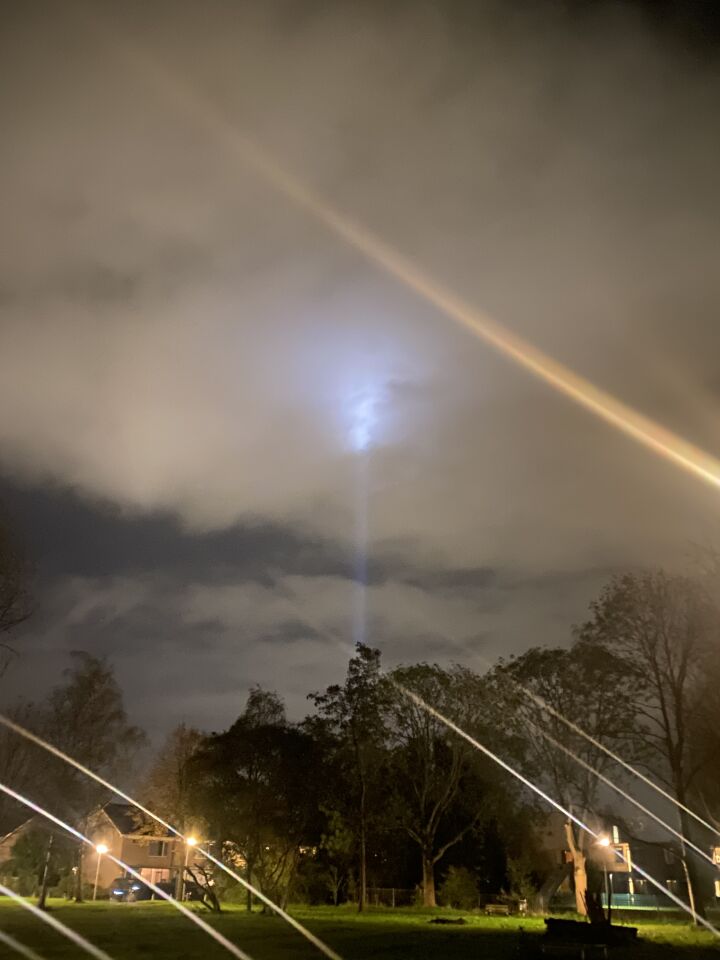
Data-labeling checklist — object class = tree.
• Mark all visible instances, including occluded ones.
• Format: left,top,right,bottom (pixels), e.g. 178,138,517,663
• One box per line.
310,643,389,911
0,516,32,675
385,663,495,907
196,687,323,910
0,701,46,834
493,643,636,915
43,652,145,901
317,807,354,905
576,571,717,918
140,723,205,896
141,723,204,833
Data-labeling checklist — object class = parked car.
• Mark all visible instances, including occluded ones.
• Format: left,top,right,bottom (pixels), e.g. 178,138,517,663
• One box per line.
108,876,174,902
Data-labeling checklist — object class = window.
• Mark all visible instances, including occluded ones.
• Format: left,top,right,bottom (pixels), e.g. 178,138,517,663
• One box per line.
663,848,675,865
715,880,720,899
148,841,168,858
712,847,720,865
666,879,678,893
140,867,170,884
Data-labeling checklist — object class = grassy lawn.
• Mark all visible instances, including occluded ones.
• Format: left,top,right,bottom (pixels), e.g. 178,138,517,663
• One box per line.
0,901,719,959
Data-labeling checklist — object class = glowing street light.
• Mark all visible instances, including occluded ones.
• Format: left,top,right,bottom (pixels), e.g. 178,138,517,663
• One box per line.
93,843,109,901
180,836,198,901
597,836,611,847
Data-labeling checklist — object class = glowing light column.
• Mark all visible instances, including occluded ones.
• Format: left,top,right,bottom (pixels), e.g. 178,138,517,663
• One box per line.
347,388,382,651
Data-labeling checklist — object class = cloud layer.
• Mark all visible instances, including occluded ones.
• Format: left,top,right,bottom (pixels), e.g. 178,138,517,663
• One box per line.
1,1,719,731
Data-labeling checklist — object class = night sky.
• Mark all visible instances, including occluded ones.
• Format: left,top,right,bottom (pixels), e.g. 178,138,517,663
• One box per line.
1,0,719,738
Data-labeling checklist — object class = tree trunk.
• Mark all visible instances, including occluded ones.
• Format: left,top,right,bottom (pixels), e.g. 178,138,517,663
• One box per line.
37,834,55,910
677,800,705,920
564,820,587,917
358,780,367,913
75,841,84,903
422,853,436,907
246,857,254,912
572,851,587,916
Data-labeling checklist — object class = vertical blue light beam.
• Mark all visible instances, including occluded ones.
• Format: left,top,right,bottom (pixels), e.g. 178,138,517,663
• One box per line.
348,388,380,648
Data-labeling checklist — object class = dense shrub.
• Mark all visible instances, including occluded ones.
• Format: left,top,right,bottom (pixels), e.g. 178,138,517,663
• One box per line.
438,866,480,909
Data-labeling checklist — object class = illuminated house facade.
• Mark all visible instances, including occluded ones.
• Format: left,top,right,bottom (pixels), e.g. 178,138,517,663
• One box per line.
0,801,202,896
85,802,201,892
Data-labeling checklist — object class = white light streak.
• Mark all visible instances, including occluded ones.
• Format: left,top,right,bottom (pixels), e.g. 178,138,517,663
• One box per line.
0,928,48,960
0,785,255,960
0,883,113,960
0,715,343,960
393,682,720,937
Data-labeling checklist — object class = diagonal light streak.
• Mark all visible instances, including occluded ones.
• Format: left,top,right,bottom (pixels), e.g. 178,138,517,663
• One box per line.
0,784,255,960
451,639,720,842
0,883,113,960
0,927,49,960
502,668,720,839
393,682,720,936
91,11,720,494
0,715,343,960
538,725,716,866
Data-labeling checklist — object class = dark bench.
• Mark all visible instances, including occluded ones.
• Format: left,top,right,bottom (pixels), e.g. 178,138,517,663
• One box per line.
485,902,511,916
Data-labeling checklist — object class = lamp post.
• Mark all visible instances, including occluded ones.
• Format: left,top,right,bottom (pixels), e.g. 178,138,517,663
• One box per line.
181,836,197,901
596,836,612,924
93,844,109,901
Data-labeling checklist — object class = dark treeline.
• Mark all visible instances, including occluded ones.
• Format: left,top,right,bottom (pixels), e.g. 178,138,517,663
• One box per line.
3,567,720,915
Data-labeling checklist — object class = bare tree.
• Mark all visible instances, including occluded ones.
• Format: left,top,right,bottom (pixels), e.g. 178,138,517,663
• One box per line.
577,570,717,919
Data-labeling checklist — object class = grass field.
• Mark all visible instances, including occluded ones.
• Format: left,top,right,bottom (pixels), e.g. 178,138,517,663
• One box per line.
1,901,719,959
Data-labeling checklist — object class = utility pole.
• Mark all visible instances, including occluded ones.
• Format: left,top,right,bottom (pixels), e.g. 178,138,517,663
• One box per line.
37,834,55,910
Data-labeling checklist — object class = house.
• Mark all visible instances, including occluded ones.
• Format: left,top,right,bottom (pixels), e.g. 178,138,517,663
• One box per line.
86,802,203,892
531,811,720,913
0,801,203,896
551,817,720,911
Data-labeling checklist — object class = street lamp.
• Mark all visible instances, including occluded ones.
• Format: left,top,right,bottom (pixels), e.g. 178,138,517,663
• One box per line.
596,836,612,924
181,836,198,901
93,844,109,901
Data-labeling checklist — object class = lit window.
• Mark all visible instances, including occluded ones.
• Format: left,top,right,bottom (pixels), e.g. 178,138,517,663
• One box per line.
712,847,720,865
715,880,720,899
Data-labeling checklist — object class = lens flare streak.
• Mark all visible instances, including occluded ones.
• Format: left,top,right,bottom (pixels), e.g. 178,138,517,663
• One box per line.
99,19,720,495
518,682,720,839
0,716,343,960
393,682,720,937
0,928,48,960
538,726,716,867
0,882,113,960
0,785,256,960
458,644,720,842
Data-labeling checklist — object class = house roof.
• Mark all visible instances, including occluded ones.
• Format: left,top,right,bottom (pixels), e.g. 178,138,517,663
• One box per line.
102,802,174,838
1,801,174,848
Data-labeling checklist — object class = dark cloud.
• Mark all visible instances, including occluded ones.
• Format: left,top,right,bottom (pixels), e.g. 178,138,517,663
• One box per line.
1,0,719,736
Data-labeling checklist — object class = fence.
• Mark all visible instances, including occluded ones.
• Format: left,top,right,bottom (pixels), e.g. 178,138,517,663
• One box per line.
366,887,416,907
602,893,671,911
